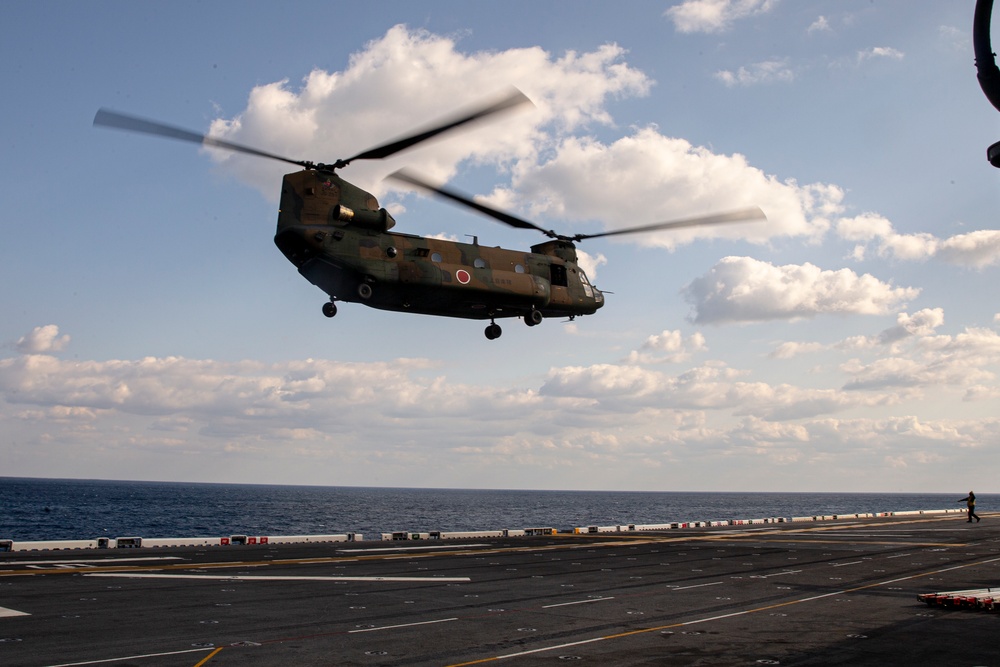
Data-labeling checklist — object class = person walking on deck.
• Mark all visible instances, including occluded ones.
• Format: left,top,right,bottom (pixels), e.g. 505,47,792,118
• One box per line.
959,491,981,523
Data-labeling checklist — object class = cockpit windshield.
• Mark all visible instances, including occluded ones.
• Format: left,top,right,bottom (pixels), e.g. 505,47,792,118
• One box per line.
579,270,594,297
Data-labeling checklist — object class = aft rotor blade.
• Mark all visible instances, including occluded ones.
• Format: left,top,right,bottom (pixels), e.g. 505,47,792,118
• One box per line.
342,88,533,166
388,169,558,238
93,109,310,169
571,207,767,242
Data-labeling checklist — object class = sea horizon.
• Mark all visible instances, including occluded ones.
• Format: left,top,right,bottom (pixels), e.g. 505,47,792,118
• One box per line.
1,477,988,542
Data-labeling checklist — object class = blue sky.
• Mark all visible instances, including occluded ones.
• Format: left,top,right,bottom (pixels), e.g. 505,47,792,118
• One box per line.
2,1,999,492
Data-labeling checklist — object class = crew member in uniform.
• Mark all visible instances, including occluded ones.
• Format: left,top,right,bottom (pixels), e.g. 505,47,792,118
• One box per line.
959,491,981,523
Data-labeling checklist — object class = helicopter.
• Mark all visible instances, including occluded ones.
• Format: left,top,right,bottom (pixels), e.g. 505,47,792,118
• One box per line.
94,89,766,340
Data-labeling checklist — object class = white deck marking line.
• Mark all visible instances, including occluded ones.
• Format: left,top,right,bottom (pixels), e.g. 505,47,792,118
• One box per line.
749,570,802,579
348,617,459,633
85,573,471,582
493,636,608,660
1,556,183,566
670,581,725,591
831,533,913,537
832,561,863,567
39,646,212,667
543,597,614,608
0,606,30,618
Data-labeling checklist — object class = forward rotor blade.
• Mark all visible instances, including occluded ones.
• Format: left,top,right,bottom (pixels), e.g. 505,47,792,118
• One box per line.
93,109,310,168
571,207,767,242
343,88,533,166
388,169,557,238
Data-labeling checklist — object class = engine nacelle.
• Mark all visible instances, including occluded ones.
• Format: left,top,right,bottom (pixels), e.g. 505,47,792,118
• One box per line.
333,205,396,232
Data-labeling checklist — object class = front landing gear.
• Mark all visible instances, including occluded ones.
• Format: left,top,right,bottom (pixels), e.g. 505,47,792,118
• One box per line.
485,321,502,340
322,301,338,318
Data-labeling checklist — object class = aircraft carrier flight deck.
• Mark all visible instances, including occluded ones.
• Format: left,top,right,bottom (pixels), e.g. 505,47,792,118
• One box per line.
1,510,997,666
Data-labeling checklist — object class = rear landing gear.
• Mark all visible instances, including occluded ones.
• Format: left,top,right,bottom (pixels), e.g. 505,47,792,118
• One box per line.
322,301,338,318
485,322,502,340
524,309,543,327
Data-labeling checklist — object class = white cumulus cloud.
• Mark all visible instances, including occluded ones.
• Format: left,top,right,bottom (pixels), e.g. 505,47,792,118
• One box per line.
208,26,651,201
489,128,834,248
15,325,70,355
626,330,708,364
683,257,919,324
715,59,795,87
837,214,1000,267
3,320,999,489
204,25,847,252
665,0,778,34
769,309,945,359
857,46,905,64
807,16,831,34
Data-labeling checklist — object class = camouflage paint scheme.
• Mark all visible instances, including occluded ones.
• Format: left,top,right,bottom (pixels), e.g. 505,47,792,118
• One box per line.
274,170,604,327
93,94,760,340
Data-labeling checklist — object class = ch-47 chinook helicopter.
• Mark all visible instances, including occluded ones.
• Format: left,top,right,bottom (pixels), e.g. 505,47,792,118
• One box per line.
94,89,765,339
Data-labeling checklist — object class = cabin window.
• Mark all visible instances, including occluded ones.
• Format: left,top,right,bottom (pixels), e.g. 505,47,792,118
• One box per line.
514,264,525,274
550,263,568,287
414,248,429,258
431,252,443,263
474,258,487,269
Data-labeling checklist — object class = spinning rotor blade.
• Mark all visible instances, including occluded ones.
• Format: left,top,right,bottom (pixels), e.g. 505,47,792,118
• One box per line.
570,206,766,242
340,88,532,167
93,109,309,169
388,169,558,238
95,88,531,172
389,169,766,243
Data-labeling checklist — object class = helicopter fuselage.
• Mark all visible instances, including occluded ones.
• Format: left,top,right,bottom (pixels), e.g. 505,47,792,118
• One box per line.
273,170,604,328
95,92,762,340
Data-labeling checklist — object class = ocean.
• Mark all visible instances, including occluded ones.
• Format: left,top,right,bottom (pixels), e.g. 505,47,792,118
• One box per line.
0,477,987,542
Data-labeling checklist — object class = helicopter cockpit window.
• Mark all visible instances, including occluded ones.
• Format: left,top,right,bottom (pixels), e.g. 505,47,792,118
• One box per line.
578,270,594,298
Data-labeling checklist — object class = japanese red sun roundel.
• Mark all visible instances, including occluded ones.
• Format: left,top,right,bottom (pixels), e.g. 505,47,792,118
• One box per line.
456,269,471,284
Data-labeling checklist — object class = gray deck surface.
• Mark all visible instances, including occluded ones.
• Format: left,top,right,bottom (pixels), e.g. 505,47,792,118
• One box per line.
1,512,996,666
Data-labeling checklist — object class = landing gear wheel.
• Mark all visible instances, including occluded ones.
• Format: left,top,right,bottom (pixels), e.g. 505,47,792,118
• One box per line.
322,301,338,318
358,283,373,299
485,323,502,340
525,310,543,327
